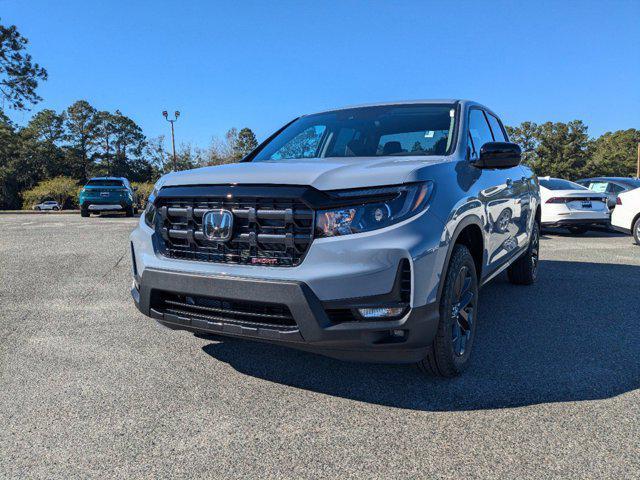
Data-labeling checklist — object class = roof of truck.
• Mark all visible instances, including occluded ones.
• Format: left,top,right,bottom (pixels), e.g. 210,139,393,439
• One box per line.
309,99,497,118
313,99,460,114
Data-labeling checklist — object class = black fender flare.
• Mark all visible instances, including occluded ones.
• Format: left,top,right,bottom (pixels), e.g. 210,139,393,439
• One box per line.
435,214,485,305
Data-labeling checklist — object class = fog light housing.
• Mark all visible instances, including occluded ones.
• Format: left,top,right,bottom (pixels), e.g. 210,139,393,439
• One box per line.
357,307,407,319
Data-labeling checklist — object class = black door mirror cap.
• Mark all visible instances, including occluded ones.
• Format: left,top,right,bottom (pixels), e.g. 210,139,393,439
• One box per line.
475,142,521,169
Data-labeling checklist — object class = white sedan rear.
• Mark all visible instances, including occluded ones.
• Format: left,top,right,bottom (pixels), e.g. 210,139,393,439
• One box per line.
539,177,609,234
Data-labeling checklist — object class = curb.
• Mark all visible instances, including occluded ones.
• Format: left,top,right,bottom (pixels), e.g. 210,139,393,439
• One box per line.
0,210,80,215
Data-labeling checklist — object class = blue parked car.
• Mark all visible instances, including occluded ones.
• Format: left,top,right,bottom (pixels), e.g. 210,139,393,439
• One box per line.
79,177,138,217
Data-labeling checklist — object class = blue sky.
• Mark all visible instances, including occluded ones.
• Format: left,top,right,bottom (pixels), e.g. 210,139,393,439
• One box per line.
3,0,639,148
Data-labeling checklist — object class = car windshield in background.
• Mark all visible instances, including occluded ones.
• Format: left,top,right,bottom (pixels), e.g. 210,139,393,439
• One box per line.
251,104,456,162
86,179,124,187
539,178,587,190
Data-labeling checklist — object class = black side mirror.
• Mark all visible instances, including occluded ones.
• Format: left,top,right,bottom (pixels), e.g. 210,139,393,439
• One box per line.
475,142,521,169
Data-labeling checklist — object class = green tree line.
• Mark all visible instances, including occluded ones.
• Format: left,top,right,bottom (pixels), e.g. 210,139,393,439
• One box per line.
0,20,258,209
506,121,639,180
0,104,258,208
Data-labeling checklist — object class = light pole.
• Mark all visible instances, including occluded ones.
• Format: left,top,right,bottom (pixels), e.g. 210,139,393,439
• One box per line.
162,110,180,171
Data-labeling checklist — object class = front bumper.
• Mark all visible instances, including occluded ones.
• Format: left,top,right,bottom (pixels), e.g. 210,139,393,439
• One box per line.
132,267,439,364
130,207,446,363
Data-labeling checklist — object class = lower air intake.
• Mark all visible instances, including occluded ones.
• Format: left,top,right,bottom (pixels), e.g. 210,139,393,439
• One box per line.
152,291,298,331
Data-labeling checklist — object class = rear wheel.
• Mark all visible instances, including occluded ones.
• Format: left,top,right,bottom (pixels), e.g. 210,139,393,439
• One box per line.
508,222,540,285
418,244,478,377
633,217,640,245
567,226,588,235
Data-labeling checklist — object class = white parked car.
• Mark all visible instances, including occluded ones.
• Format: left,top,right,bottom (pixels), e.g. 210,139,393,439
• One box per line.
539,177,609,234
33,201,61,211
611,187,640,244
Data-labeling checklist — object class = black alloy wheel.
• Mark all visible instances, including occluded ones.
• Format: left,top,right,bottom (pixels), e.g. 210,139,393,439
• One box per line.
450,265,475,357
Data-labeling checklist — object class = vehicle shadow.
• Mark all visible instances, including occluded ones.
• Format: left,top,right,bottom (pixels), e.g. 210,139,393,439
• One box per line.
200,260,640,411
91,213,141,219
541,227,624,239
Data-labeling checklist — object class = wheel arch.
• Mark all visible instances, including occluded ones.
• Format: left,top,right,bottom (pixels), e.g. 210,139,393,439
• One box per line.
631,211,640,232
436,215,485,304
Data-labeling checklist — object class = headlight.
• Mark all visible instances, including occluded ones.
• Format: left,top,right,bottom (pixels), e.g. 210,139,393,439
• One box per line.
315,182,432,238
143,186,160,228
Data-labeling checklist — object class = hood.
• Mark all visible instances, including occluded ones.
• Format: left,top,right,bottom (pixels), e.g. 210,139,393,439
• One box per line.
162,156,448,191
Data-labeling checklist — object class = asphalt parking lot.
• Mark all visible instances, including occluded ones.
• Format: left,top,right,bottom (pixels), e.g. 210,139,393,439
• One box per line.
1,214,639,479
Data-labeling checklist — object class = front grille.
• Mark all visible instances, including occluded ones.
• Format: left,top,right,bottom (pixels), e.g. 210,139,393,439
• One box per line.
155,189,314,267
153,291,298,330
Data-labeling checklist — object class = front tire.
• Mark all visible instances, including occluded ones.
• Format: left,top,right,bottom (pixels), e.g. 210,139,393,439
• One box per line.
633,217,640,245
418,244,478,377
508,222,540,285
80,207,89,217
125,206,134,217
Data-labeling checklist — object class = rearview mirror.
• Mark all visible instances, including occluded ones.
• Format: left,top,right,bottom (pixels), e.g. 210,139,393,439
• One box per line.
475,142,521,169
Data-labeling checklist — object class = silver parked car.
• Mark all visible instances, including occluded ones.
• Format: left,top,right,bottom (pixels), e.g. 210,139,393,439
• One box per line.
33,201,61,211
131,100,541,377
576,177,640,209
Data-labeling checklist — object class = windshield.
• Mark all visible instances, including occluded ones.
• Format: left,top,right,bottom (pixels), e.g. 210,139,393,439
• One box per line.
252,104,456,162
86,179,124,187
539,178,587,190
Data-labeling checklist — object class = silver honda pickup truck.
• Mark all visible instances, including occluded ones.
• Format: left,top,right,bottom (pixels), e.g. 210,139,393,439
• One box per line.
130,100,540,376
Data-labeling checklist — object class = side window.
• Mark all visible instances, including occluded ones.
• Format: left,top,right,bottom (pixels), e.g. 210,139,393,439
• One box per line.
607,183,624,194
270,125,326,160
468,109,494,158
486,114,507,142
